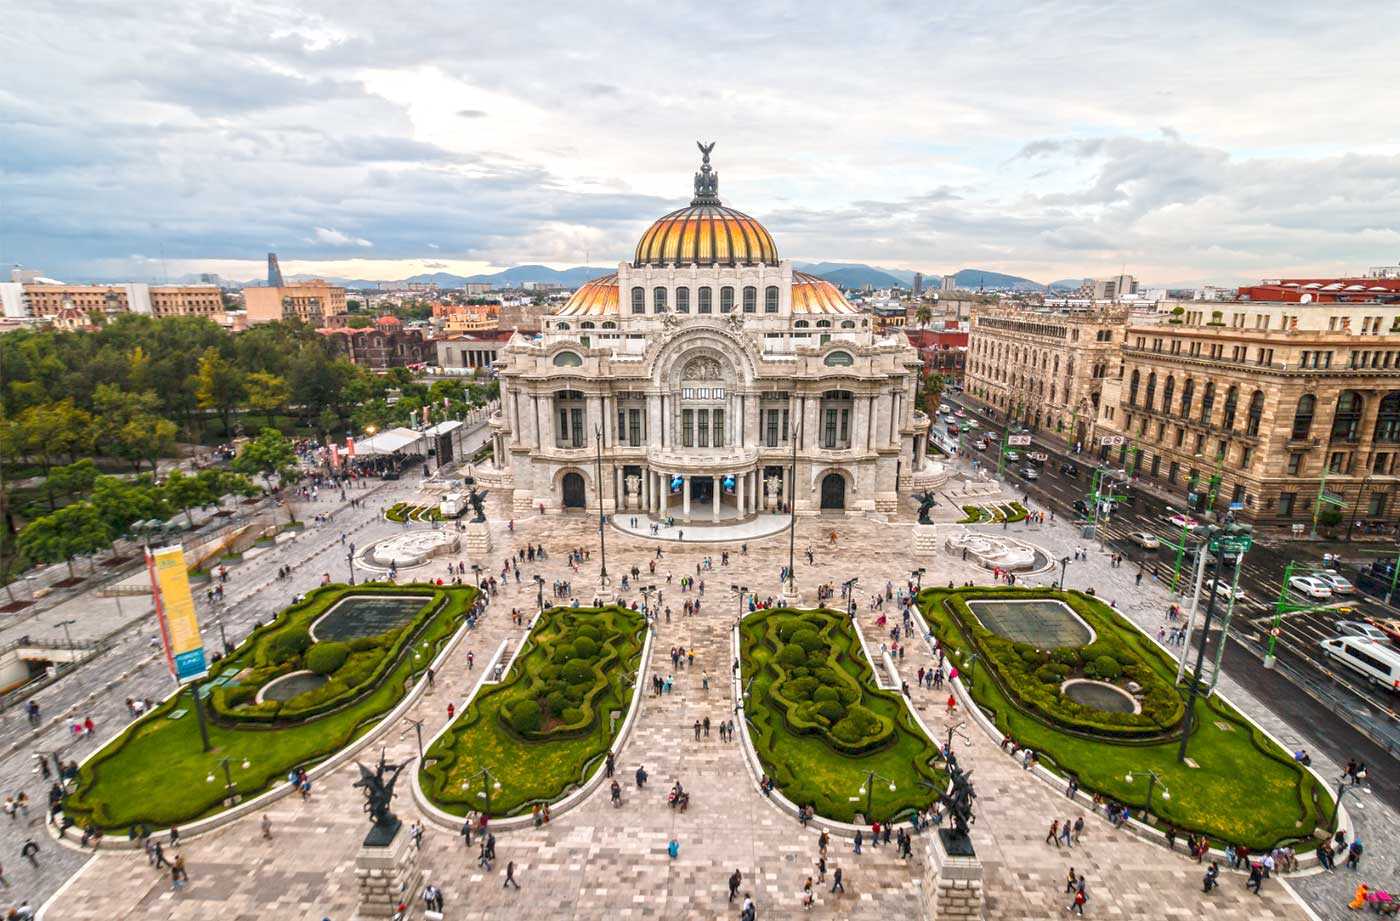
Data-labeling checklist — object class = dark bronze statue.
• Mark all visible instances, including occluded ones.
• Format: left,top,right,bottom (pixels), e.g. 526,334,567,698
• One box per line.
936,761,977,855
354,749,408,845
917,491,937,525
468,487,487,523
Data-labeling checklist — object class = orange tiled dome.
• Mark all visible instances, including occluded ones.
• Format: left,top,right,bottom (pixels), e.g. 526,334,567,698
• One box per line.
633,204,779,268
791,272,858,314
557,273,619,316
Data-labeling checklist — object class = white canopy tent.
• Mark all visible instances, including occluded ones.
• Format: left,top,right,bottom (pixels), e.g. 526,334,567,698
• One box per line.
352,427,425,457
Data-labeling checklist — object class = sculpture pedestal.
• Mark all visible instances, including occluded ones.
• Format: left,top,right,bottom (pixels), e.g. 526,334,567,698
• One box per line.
913,524,939,555
463,521,492,555
921,830,984,921
355,823,420,918
594,576,616,606
779,581,804,607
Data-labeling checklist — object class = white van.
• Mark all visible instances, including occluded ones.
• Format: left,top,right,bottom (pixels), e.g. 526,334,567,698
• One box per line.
1320,636,1400,691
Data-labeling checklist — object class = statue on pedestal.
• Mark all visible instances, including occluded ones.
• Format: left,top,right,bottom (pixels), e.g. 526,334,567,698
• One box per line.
936,760,978,856
354,750,408,846
467,487,488,523
916,491,937,525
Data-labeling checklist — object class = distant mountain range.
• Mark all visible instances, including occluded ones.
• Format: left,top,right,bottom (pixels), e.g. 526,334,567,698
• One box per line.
218,262,1065,292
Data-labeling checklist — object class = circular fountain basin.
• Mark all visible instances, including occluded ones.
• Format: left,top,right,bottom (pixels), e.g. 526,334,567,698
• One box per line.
256,670,328,703
1060,679,1139,714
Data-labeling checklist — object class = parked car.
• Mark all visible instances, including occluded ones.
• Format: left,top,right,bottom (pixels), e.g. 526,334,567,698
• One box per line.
1316,571,1357,595
1072,499,1092,517
1128,531,1161,550
965,419,979,429
1336,620,1390,641
1004,451,1021,462
1060,463,1080,479
1020,467,1039,480
1167,514,1200,531
1203,578,1245,601
939,404,951,415
955,409,967,417
974,439,988,451
1289,575,1333,599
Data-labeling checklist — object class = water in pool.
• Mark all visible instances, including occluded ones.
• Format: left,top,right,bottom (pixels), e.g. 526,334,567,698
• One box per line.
311,594,429,642
966,598,1093,647
1063,681,1136,713
261,671,328,702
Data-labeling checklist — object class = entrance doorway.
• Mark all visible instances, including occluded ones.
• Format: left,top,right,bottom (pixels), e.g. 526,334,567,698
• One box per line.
820,473,846,510
562,472,586,509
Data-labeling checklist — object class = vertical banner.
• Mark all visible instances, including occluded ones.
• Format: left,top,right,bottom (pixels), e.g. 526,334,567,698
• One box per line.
346,436,356,458
329,444,340,469
148,545,208,683
422,405,430,424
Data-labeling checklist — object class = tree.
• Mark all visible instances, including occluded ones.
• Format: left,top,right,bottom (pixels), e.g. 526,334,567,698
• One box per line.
346,315,374,329
42,459,99,511
915,304,933,328
17,502,109,578
117,414,179,472
10,401,94,474
234,428,298,489
194,347,246,436
161,469,257,527
245,371,290,430
90,476,168,554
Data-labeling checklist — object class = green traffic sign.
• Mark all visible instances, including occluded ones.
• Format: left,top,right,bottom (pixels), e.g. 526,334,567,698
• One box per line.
1210,536,1253,553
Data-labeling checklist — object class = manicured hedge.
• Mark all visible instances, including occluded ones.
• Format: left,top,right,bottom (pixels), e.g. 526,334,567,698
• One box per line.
938,588,1184,737
421,606,645,816
741,608,943,823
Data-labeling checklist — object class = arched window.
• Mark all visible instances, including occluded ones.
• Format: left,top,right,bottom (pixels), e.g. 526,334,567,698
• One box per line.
1199,382,1215,424
552,352,582,367
652,287,667,313
1180,378,1194,417
1161,376,1175,414
1291,394,1316,440
556,322,571,330
1331,391,1364,442
698,287,712,313
720,286,734,313
1128,370,1140,406
601,321,616,329
1375,392,1400,443
742,286,757,313
675,287,690,313
764,286,779,313
1221,385,1239,430
1245,390,1264,436
1144,372,1157,411
824,351,854,367
580,321,594,329
794,320,810,329
816,320,832,328
630,286,645,314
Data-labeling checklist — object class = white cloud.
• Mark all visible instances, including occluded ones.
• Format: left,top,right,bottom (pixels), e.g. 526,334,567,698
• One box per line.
7,0,1400,284
311,227,373,248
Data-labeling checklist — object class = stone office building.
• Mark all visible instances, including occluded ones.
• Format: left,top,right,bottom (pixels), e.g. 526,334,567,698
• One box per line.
1094,290,1400,528
479,147,936,520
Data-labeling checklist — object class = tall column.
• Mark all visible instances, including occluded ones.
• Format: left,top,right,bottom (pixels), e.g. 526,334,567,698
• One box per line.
712,476,721,522
616,467,625,511
783,465,792,511
682,476,691,518
642,468,651,512
737,470,746,518
660,473,669,517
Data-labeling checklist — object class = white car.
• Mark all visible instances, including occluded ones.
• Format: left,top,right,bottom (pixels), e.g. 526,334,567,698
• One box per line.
939,404,951,415
1167,514,1200,531
1289,575,1333,599
1204,578,1245,601
955,409,967,417
1128,532,1161,550
1316,571,1356,595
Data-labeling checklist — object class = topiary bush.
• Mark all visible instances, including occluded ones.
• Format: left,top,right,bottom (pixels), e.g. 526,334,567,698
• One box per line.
1086,655,1123,680
267,629,311,665
305,641,350,676
508,699,542,734
561,659,593,684
571,636,599,659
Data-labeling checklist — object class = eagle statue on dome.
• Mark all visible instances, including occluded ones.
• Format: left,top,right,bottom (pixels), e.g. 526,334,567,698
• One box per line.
692,141,720,204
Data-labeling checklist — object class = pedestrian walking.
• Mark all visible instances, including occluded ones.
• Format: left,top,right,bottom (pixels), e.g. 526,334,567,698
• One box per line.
1247,862,1263,895
1046,820,1061,847
261,814,272,840
728,869,743,902
830,867,844,894
1346,838,1363,870
20,839,39,868
1067,888,1086,915
504,860,520,889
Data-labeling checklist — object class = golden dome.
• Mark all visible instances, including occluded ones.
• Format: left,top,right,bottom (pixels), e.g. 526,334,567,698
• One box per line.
633,142,778,268
791,272,858,315
557,273,619,316
634,204,779,268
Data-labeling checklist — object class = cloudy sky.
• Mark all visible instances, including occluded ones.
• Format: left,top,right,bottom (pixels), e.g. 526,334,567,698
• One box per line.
6,0,1400,286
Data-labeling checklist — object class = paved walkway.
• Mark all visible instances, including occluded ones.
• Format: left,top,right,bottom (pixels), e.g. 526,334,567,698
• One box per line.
610,511,791,543
35,498,1323,920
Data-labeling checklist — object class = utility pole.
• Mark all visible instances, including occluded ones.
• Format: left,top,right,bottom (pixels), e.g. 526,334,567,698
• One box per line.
593,422,609,595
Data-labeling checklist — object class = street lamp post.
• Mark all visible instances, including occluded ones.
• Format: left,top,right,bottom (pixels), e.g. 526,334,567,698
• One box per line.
54,619,81,688
910,569,925,593
534,575,545,613
1057,556,1070,590
1123,768,1169,820
346,547,356,586
471,564,483,588
730,584,748,624
1345,475,1374,542
206,756,251,803
1327,778,1367,833
463,766,502,818
785,423,802,601
406,717,425,762
843,577,859,618
1176,524,1250,763
593,422,609,596
857,769,898,822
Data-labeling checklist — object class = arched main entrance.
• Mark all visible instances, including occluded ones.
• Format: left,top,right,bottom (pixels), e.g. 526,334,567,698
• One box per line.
561,472,586,509
820,473,846,510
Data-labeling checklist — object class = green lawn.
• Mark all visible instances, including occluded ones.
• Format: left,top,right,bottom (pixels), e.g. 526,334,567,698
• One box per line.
918,586,1330,849
64,583,477,831
420,606,644,816
741,608,944,824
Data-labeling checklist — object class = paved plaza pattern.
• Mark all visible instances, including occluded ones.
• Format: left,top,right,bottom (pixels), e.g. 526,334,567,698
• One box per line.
24,479,1341,921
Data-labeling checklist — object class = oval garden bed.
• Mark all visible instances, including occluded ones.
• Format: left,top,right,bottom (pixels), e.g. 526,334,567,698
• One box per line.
420,605,645,816
739,607,943,825
918,586,1331,850
63,583,476,831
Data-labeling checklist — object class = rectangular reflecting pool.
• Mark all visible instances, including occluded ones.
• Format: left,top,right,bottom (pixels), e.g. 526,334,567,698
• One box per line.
966,598,1094,648
310,594,431,642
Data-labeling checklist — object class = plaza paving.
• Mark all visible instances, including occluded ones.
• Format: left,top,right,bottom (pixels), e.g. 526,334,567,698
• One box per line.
24,483,1342,920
